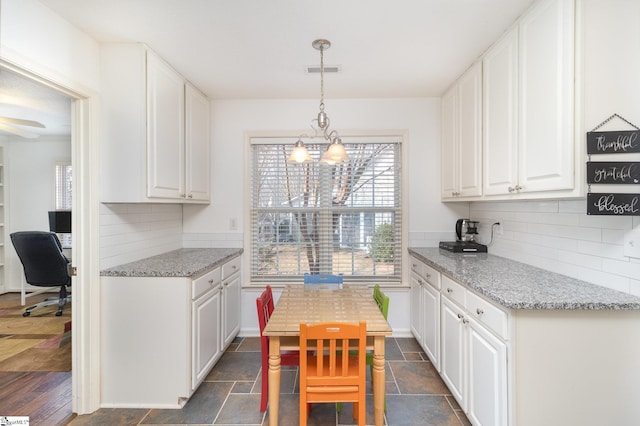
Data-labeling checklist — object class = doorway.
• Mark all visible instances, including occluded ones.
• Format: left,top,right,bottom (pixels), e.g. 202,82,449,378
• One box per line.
0,60,101,415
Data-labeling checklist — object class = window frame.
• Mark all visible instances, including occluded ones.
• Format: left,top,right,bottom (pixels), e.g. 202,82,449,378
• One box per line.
244,131,408,286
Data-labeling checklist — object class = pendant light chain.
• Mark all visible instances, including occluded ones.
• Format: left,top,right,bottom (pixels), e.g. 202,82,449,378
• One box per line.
319,44,325,113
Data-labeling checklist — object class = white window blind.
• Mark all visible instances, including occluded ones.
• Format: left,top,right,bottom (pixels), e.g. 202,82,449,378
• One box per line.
55,162,72,247
250,136,402,283
55,162,72,210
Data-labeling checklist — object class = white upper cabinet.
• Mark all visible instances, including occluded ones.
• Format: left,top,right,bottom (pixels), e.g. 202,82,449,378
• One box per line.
146,51,186,199
518,0,574,194
185,83,211,202
483,26,519,196
482,0,575,198
441,61,483,200
100,43,211,203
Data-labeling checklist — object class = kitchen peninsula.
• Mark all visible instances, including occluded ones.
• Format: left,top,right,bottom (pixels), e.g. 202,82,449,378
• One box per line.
100,248,243,408
409,247,640,426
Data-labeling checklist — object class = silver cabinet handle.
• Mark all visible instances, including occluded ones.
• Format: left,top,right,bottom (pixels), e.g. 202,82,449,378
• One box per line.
462,318,469,324
208,279,214,285
447,288,453,293
426,273,431,279
476,308,484,316
457,313,464,319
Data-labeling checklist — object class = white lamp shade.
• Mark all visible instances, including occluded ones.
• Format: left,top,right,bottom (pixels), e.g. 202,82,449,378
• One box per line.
287,142,314,163
320,141,350,164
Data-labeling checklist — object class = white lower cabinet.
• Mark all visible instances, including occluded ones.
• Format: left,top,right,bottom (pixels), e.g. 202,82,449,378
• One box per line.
411,255,509,426
221,256,241,348
410,257,441,370
440,275,509,426
191,267,222,390
467,317,508,426
101,255,241,408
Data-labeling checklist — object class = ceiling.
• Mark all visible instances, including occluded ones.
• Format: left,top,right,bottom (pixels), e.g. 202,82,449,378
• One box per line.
0,69,72,138
1,0,537,138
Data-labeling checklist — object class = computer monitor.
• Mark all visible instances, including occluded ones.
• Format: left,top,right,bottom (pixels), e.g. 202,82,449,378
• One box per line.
48,210,72,234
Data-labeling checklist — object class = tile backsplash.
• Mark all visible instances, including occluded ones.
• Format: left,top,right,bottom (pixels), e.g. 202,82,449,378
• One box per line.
470,200,640,296
99,203,183,269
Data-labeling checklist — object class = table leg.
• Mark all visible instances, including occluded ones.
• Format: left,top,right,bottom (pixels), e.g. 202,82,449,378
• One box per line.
268,336,282,426
372,336,386,426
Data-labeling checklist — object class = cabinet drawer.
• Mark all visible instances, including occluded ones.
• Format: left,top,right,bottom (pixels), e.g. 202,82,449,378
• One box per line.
410,257,423,277
423,264,441,290
466,291,508,340
192,267,221,300
221,256,241,280
442,275,466,306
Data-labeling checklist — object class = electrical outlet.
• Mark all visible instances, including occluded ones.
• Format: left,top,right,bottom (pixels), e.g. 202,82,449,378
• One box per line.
229,218,237,231
493,222,503,236
624,228,640,259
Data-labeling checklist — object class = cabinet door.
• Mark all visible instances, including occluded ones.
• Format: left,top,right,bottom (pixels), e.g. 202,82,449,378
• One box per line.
192,286,221,389
457,62,483,197
422,281,440,371
440,86,458,199
518,0,574,193
221,272,241,348
440,296,466,409
147,51,185,199
185,83,210,202
483,27,519,195
467,319,508,426
410,272,423,342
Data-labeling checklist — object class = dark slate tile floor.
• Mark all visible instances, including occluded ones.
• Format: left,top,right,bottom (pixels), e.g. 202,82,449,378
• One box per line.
69,336,471,425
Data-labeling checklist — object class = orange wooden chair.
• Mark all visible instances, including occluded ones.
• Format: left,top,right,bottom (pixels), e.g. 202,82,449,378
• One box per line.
257,285,301,412
299,321,367,426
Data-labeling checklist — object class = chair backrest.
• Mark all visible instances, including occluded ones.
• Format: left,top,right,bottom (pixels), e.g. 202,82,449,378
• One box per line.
10,231,70,287
256,285,274,338
373,284,390,320
303,273,344,285
299,321,367,389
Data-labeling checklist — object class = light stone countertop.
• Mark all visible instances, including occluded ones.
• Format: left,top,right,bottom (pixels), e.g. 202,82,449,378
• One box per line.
100,248,243,278
409,247,640,310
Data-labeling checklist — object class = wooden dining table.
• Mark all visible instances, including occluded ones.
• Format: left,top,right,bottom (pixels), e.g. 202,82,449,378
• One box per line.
262,284,393,426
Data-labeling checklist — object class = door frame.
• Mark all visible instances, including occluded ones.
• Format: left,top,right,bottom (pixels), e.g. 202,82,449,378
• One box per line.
0,59,101,414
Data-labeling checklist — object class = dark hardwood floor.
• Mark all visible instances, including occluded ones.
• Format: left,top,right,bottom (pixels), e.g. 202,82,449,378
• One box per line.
0,370,75,425
0,292,75,425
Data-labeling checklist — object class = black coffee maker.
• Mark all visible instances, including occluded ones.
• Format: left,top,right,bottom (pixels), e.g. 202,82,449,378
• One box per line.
439,219,488,253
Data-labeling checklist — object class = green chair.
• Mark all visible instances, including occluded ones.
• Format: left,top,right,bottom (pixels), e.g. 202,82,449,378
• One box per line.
338,284,389,413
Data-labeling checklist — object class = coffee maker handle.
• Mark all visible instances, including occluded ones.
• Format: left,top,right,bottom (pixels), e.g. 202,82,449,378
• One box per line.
455,219,465,241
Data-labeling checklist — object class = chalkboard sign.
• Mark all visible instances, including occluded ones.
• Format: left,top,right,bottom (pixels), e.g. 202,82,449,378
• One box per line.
586,130,640,154
586,162,640,184
587,193,639,216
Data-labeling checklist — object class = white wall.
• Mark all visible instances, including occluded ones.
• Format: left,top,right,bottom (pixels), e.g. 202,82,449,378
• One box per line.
0,0,100,92
183,97,467,244
5,136,71,291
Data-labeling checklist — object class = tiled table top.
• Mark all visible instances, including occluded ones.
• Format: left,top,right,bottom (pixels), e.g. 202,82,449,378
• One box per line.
409,247,640,310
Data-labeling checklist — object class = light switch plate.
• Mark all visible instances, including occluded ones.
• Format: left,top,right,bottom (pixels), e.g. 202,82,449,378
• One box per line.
624,227,640,259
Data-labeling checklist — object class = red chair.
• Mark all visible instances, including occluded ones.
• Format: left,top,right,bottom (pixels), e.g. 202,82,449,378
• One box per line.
257,285,302,412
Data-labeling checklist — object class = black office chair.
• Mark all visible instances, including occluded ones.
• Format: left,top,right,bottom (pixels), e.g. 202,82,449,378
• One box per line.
10,231,71,317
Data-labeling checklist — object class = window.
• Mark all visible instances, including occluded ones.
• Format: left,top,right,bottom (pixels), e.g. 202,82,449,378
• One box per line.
55,162,72,210
54,161,72,247
250,136,402,283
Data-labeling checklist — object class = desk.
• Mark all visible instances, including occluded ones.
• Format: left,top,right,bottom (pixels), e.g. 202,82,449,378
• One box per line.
263,285,392,426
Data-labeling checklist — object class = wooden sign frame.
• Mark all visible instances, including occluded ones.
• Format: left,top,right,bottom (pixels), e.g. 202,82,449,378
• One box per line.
587,193,639,216
586,162,640,184
586,130,640,154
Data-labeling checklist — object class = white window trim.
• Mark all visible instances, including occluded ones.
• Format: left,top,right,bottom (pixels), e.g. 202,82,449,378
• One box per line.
243,129,409,287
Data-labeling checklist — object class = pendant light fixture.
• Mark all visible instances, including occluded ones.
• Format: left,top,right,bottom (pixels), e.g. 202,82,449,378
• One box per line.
287,39,350,165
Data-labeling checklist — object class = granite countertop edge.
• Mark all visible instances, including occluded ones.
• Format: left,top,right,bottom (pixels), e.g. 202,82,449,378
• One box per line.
100,248,243,278
408,247,640,311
